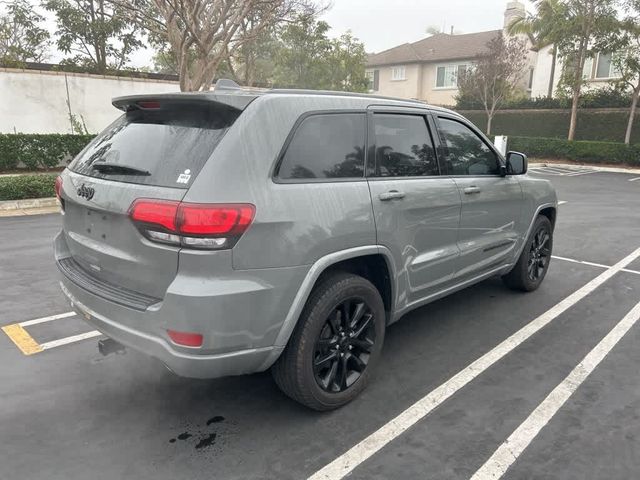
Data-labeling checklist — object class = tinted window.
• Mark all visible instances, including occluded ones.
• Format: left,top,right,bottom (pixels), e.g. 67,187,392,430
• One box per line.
437,118,499,176
277,114,366,180
373,114,438,177
69,103,239,188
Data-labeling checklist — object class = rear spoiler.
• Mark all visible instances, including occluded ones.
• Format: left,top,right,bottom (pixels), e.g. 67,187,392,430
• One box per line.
113,88,259,113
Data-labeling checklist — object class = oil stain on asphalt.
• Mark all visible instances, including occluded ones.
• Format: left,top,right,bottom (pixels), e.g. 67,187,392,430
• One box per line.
168,415,226,450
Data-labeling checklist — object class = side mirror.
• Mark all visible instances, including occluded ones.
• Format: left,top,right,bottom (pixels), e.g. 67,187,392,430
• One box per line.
506,151,528,175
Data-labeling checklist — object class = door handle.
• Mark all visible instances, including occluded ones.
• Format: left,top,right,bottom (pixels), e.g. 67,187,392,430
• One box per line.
379,190,406,201
464,186,481,195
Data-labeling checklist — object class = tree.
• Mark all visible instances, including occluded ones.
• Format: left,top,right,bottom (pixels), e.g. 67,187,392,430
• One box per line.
555,0,618,141
457,35,529,136
272,14,368,91
508,0,566,98
113,0,316,91
44,0,142,73
0,0,50,65
611,1,640,144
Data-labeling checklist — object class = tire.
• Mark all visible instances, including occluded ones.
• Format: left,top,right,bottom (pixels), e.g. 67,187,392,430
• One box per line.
503,215,553,292
272,272,386,411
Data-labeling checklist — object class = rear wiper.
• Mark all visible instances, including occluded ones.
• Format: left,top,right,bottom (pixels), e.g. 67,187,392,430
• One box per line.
92,162,151,176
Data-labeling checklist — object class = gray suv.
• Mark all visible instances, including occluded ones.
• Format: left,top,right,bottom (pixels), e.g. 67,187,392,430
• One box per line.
54,81,557,410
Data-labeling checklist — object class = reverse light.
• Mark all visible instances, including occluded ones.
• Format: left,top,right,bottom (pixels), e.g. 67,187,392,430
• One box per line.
128,199,255,250
167,329,203,348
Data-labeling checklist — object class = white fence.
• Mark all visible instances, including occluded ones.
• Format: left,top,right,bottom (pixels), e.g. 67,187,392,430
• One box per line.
0,68,181,134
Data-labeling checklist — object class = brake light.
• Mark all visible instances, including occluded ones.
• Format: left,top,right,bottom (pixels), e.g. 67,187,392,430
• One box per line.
137,101,161,109
129,199,179,231
178,204,255,235
55,176,63,200
128,199,255,250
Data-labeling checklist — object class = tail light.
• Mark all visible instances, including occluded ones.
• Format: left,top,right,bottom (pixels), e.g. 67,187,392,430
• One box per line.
55,175,65,212
167,329,203,348
54,176,63,200
129,199,255,250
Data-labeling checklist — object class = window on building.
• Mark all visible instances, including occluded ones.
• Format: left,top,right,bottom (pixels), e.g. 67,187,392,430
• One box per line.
373,114,439,177
366,70,380,91
582,57,594,80
391,66,406,81
277,114,366,181
528,68,535,91
436,64,469,88
595,53,622,79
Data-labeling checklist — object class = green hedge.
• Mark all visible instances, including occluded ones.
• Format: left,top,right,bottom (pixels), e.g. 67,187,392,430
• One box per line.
460,109,640,144
509,136,640,166
457,89,634,110
0,174,58,201
0,134,95,171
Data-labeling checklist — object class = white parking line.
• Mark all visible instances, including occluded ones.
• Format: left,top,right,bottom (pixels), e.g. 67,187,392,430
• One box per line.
2,311,102,355
552,255,640,276
629,177,640,182
471,298,640,480
308,247,640,480
19,311,76,327
558,201,568,205
40,330,102,350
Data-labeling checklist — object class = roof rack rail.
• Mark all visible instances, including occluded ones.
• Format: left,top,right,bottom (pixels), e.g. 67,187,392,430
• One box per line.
214,78,242,91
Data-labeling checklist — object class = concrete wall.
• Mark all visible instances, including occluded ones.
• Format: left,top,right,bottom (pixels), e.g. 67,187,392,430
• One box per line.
0,68,181,134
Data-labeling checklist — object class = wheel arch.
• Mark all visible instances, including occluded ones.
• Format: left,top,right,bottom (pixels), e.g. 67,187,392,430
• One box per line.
272,246,397,351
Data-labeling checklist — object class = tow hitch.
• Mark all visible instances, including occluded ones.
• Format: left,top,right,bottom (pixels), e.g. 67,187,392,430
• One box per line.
98,337,126,356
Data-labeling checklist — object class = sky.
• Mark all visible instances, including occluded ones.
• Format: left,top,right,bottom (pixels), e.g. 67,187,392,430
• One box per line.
320,0,535,54
29,0,535,68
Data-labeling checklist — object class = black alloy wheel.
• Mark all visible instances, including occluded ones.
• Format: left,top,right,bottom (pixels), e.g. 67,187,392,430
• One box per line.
312,299,376,393
527,226,552,282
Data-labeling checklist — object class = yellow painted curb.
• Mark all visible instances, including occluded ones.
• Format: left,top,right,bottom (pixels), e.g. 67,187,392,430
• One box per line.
2,324,43,355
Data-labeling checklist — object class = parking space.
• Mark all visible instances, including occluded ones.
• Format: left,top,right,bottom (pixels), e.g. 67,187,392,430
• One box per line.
1,170,639,480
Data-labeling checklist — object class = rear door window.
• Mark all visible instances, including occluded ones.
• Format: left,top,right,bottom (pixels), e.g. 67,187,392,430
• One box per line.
372,114,439,177
69,103,240,188
276,113,366,181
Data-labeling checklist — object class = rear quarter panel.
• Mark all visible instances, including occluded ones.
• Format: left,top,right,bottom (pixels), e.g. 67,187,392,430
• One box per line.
183,94,378,270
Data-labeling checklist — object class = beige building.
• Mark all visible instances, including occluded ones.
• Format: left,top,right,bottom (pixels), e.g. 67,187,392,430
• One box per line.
366,1,626,106
366,29,507,106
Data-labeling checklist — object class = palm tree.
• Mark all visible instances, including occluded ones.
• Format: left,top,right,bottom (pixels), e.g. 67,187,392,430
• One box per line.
508,0,566,98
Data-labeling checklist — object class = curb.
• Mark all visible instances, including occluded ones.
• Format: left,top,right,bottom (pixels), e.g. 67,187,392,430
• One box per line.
530,162,640,174
0,197,58,211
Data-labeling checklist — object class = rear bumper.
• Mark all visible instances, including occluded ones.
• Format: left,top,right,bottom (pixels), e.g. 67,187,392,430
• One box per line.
60,281,281,378
54,232,307,379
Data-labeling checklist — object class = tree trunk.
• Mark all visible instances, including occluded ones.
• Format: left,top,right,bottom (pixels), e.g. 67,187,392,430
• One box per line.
568,87,580,141
625,86,640,145
548,46,557,98
487,114,493,137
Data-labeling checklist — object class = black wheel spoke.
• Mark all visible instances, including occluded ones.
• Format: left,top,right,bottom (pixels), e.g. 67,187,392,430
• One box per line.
348,353,367,373
315,350,338,368
321,360,339,390
336,355,348,390
352,313,373,338
351,337,374,352
349,302,366,329
328,311,341,335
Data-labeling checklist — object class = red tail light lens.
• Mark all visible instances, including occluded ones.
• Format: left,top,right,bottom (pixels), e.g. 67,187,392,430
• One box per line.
167,329,203,347
137,101,161,109
129,199,179,231
55,176,63,200
128,199,255,250
178,204,255,235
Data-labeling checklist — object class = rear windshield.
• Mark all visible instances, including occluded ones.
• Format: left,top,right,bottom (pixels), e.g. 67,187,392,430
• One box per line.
69,103,240,188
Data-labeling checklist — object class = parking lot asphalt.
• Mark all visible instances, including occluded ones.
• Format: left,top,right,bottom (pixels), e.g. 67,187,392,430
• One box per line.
1,168,639,480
